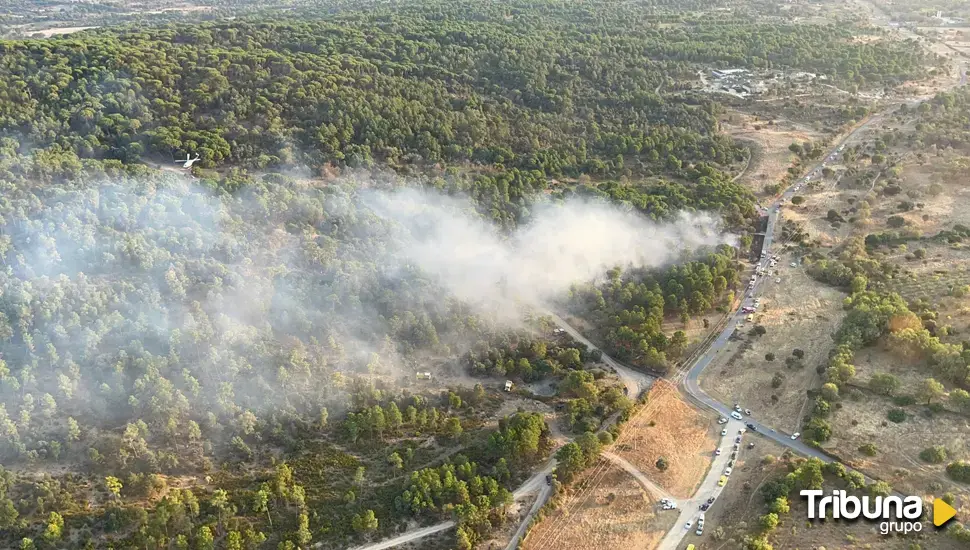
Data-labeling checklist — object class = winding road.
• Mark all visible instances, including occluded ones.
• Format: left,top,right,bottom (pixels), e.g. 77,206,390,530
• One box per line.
352,41,955,550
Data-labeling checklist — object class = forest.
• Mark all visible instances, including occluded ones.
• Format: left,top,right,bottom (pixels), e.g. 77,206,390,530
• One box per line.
0,0,942,548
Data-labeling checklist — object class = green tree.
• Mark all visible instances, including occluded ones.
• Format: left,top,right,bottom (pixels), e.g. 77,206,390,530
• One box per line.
869,373,901,396
352,510,379,533
43,512,63,542
917,378,945,404
760,512,779,532
105,476,123,500
296,513,311,547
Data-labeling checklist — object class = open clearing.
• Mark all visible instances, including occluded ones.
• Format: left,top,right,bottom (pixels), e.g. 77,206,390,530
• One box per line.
720,112,826,196
701,259,845,433
697,436,964,549
827,387,970,505
521,464,673,550
612,383,715,498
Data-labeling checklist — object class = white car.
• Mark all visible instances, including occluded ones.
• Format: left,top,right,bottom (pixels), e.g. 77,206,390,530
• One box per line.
790,262,797,267
718,417,728,424
731,411,743,420
724,467,733,476
721,429,727,436
791,432,801,440
775,277,781,283
715,448,722,456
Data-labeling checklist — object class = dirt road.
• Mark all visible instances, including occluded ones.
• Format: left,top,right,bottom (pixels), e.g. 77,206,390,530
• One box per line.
545,311,655,399
347,521,456,550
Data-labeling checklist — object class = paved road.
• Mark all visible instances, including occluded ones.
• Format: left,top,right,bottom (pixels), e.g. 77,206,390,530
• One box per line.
656,418,745,550
351,71,936,550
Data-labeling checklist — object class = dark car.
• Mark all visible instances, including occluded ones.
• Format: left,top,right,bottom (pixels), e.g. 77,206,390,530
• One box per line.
708,497,716,504
746,423,756,431
700,503,710,511
545,474,552,485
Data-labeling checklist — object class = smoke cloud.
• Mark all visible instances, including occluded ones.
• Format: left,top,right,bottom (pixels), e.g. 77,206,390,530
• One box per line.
365,188,734,322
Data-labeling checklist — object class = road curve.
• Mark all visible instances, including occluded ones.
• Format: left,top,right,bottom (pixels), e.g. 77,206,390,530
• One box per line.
545,311,655,399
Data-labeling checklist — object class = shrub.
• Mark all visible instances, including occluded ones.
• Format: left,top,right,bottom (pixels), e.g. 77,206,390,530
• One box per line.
893,395,916,407
920,446,948,464
887,215,906,228
887,408,907,423
946,461,970,483
765,353,776,362
858,443,878,456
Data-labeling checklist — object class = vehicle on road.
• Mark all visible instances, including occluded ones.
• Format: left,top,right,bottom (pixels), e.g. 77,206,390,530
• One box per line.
707,497,715,504
718,417,728,424
746,423,756,430
721,429,727,436
684,521,692,530
700,503,709,511
545,474,552,485
724,467,733,476
791,432,800,440
714,448,721,456
718,476,727,487
744,409,752,415
735,436,741,443
730,411,743,420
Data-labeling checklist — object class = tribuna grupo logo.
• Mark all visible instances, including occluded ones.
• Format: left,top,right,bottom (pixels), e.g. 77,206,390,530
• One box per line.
800,490,957,535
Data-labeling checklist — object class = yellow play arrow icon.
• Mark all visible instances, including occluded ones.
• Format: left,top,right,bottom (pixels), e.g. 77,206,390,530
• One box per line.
934,498,956,527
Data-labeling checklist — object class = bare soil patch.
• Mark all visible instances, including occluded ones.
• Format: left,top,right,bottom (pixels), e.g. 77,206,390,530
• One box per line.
828,389,970,503
701,260,846,432
521,464,673,550
720,112,826,195
612,383,715,498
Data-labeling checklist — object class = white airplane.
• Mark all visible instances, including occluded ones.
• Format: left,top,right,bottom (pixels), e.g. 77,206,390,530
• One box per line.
179,153,200,168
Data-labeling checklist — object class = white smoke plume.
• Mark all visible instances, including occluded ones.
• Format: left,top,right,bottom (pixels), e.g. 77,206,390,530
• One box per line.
365,188,735,322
